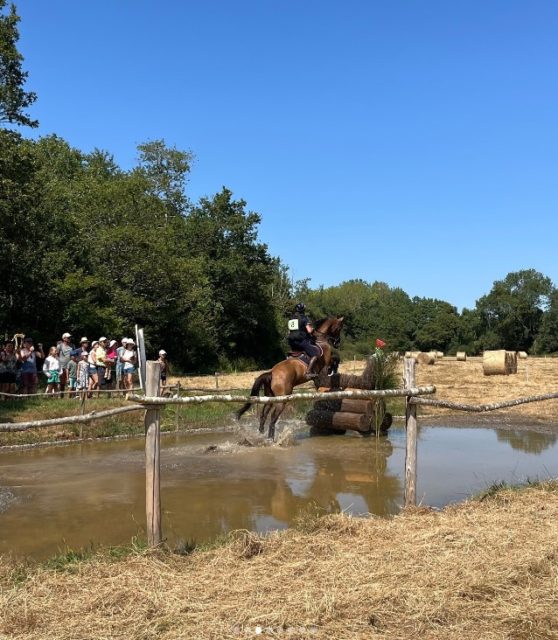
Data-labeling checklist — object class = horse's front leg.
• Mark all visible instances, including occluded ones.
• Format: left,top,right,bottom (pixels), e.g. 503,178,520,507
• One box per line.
268,402,286,440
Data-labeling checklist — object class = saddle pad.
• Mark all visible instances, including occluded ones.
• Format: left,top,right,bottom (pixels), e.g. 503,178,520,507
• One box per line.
287,352,310,365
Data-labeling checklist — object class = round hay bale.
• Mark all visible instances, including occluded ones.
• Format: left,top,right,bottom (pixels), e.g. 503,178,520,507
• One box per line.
518,351,528,359
483,350,508,375
436,351,444,358
456,351,467,361
416,352,436,365
404,351,412,358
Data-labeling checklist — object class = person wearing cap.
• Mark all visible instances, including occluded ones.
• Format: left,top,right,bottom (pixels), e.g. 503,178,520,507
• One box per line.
121,339,137,390
17,337,44,394
94,338,109,394
57,332,74,397
116,338,128,393
157,349,169,387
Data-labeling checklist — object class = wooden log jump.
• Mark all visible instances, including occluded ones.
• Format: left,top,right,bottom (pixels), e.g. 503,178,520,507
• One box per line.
308,359,395,435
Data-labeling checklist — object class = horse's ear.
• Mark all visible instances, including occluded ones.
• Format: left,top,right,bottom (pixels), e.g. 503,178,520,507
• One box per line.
337,316,344,323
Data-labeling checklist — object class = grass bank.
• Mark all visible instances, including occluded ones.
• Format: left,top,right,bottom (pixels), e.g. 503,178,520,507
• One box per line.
1,480,557,639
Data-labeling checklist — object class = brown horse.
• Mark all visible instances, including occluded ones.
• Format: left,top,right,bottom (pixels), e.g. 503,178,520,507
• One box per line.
236,316,344,439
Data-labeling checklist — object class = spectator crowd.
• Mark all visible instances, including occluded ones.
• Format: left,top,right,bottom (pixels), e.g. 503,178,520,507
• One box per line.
0,333,169,397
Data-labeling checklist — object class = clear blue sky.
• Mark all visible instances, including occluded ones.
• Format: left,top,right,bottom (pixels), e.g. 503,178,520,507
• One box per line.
15,0,558,311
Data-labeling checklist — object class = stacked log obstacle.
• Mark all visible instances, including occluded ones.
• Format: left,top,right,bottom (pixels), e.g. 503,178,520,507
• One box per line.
483,350,518,376
308,357,393,436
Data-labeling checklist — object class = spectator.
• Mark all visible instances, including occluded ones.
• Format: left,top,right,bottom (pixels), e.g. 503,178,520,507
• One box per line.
17,337,44,395
43,346,61,395
121,339,137,390
115,337,128,392
77,351,89,394
95,337,109,394
0,340,18,396
158,350,169,388
104,339,118,390
72,337,90,359
68,352,78,397
57,332,73,397
88,340,99,397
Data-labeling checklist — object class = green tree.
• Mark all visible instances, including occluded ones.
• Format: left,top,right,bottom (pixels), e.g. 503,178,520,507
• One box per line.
0,0,37,128
184,188,284,369
412,297,460,352
533,290,558,354
476,269,554,351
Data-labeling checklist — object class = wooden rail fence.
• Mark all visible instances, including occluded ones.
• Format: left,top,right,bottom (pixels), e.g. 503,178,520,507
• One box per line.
1,357,557,547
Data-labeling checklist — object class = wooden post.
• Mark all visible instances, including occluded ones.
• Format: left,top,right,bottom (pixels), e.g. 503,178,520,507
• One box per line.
404,357,417,507
145,361,162,547
79,390,86,439
215,372,219,390
175,380,181,432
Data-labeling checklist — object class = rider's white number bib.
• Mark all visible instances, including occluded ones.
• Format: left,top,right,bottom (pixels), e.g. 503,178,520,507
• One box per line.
288,319,299,331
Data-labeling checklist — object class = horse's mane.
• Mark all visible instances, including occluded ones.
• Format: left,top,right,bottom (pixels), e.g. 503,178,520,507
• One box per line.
314,316,333,329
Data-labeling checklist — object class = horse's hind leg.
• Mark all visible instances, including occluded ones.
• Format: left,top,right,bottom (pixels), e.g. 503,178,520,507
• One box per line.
268,402,286,440
259,377,274,433
259,403,272,433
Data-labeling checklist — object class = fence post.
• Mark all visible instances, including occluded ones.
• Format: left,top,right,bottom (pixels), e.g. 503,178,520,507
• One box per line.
175,380,181,432
404,357,417,507
145,361,162,547
79,390,86,439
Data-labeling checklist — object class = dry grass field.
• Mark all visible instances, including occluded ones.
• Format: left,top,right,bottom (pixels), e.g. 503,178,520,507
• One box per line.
2,482,558,640
179,355,558,426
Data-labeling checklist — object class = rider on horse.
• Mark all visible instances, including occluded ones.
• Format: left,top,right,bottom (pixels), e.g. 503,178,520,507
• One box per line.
287,303,321,380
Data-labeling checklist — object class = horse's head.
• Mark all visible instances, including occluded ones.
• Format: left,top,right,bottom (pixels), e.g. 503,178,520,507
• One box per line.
315,316,344,348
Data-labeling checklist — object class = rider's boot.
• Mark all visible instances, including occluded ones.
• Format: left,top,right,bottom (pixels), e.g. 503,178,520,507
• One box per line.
305,356,319,380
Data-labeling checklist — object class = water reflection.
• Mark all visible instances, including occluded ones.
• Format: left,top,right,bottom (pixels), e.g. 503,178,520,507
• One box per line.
2,425,558,560
162,435,401,545
495,429,557,454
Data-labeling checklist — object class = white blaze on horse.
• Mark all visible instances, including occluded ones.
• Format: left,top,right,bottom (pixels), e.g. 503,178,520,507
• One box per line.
236,316,344,439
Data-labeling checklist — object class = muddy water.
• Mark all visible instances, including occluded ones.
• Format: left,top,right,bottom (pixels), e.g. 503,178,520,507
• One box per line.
1,422,557,559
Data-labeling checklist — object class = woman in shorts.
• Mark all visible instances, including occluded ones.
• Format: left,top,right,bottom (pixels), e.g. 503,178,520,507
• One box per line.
87,340,99,397
121,340,137,390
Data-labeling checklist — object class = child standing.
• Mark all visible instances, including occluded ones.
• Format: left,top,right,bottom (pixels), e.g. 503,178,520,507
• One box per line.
68,353,78,397
43,347,61,395
158,350,170,388
77,351,89,393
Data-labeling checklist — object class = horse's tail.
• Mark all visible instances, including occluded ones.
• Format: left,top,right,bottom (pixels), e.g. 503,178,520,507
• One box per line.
236,371,272,420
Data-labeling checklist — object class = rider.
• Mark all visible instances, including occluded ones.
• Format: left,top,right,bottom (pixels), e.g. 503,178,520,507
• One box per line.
287,302,321,380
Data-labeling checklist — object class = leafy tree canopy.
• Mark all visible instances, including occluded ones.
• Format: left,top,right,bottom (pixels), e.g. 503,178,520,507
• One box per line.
0,0,37,128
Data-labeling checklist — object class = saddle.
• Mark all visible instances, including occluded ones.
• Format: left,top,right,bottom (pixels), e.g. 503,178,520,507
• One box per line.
287,351,311,365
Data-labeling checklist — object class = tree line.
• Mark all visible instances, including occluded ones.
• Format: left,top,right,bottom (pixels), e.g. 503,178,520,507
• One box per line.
1,1,557,372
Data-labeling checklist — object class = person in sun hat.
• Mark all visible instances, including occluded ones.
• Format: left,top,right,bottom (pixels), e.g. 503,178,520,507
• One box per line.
115,337,128,393
17,337,45,395
94,337,109,393
121,339,137,390
72,337,90,360
57,332,74,397
87,340,99,397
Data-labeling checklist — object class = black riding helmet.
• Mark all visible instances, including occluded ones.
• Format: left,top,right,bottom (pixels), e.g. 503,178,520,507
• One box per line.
295,303,305,313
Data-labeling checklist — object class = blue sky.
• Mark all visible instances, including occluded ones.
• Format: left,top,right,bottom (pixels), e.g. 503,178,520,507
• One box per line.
15,0,558,311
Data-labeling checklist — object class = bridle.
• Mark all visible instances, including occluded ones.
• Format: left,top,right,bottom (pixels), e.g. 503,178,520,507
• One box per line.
314,322,342,349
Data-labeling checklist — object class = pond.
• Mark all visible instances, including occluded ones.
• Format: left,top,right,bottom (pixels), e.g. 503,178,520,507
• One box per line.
0,422,557,559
